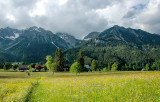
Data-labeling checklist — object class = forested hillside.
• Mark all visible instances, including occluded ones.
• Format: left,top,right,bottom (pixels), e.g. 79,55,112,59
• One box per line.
64,25,160,69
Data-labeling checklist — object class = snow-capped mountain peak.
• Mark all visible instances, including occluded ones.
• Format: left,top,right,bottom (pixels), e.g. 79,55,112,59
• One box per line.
28,26,42,32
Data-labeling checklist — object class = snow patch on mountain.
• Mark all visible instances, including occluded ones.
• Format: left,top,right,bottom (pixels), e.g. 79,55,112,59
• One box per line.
5,32,19,40
51,42,58,48
30,27,41,32
0,36,5,40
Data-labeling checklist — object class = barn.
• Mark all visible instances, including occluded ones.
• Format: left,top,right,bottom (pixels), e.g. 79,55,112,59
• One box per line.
18,65,29,72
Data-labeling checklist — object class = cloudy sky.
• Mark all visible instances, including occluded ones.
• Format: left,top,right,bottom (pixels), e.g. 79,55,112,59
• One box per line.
0,0,160,38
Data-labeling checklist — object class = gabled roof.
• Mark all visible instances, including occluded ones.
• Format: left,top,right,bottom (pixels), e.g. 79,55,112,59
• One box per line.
35,65,44,68
19,65,29,69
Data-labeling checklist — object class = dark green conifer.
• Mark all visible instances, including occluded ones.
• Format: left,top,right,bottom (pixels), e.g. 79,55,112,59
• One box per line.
77,50,85,71
54,48,64,71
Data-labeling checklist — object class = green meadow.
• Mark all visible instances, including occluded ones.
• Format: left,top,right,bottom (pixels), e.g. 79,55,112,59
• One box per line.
0,71,160,102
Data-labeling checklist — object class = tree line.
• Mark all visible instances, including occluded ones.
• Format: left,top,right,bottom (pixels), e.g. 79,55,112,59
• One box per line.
45,48,86,74
45,48,160,75
1,47,160,73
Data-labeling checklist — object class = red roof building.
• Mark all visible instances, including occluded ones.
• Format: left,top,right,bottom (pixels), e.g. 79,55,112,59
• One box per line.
35,65,44,72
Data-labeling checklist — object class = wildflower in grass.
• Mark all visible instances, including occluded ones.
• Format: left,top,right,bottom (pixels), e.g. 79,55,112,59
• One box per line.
40,77,45,81
1,72,160,102
0,79,35,102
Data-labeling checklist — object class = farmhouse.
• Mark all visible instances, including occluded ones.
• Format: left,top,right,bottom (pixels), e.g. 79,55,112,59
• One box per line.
35,65,44,72
18,65,29,72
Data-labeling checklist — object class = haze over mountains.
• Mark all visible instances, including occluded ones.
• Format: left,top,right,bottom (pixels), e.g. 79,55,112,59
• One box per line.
0,25,160,64
83,32,100,41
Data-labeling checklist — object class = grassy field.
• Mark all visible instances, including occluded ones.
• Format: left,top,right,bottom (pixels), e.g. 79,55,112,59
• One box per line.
0,71,160,102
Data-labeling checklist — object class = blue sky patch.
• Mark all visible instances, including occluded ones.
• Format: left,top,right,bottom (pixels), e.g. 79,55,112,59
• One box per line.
132,4,146,10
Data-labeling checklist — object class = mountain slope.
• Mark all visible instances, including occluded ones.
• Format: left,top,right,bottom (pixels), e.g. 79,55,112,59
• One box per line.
0,26,71,62
1,25,160,65
98,25,160,45
83,32,100,40
56,32,83,48
64,25,160,67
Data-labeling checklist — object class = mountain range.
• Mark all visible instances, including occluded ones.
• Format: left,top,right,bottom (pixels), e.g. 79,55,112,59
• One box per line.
1,25,160,66
0,26,80,62
64,25,160,67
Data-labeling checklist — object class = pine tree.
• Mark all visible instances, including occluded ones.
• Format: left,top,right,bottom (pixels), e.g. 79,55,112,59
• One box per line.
107,62,111,71
54,49,58,66
54,48,64,71
129,64,132,69
77,50,85,71
151,63,156,71
157,64,160,71
125,64,128,71
58,48,64,71
129,64,132,70
146,63,150,71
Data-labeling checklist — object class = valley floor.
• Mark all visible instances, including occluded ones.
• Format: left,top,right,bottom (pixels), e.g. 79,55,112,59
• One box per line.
0,71,160,102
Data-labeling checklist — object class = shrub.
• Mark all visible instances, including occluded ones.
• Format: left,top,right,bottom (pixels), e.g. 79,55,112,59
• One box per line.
103,67,107,72
70,62,82,75
111,63,118,71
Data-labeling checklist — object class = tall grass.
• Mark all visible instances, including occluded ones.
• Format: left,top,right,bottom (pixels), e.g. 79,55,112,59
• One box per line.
0,79,37,102
0,72,159,102
0,69,17,72
29,72,160,102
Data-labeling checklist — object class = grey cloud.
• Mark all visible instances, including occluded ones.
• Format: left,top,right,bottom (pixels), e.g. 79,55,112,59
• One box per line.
67,0,111,9
73,0,124,9
32,0,108,38
0,0,109,38
11,0,38,7
134,2,160,34
123,4,145,19
123,10,137,19
0,0,39,28
0,0,160,38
